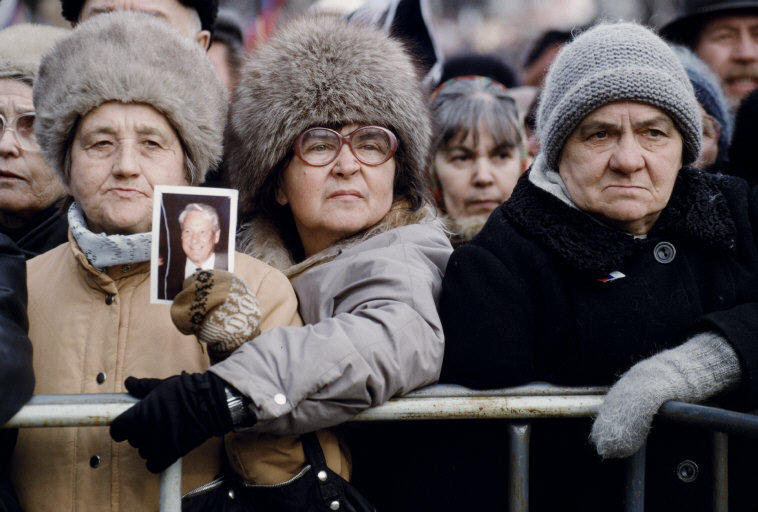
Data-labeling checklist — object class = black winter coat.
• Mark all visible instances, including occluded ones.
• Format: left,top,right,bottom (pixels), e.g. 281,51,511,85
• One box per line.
0,203,68,259
433,168,758,511
0,233,33,512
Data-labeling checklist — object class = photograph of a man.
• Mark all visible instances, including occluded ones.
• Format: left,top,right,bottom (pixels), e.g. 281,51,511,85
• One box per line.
151,186,237,303
180,203,226,276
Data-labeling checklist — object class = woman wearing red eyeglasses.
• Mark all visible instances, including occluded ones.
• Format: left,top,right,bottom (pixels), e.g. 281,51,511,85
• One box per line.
109,14,451,511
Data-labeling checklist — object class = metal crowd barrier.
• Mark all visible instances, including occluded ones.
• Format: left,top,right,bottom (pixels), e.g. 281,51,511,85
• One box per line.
5,384,758,512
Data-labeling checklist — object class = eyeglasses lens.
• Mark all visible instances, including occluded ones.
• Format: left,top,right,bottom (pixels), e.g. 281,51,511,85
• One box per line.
0,114,39,151
352,128,391,165
300,129,340,166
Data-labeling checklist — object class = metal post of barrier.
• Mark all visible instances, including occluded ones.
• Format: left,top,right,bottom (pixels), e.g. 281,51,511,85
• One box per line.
713,432,729,512
508,423,531,512
160,460,183,512
624,443,646,512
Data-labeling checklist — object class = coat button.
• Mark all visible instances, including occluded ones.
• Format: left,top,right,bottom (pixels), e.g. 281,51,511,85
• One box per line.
227,488,236,499
105,294,115,305
274,393,287,405
676,460,699,482
96,372,106,385
90,455,101,468
317,470,328,482
653,242,676,264
330,500,340,510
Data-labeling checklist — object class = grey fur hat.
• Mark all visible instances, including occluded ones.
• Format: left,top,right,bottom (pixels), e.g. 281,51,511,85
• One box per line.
225,14,432,219
34,11,227,185
0,23,69,84
537,22,701,170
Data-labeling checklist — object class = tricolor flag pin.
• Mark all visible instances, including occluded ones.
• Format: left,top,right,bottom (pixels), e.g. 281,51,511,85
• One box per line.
597,270,626,283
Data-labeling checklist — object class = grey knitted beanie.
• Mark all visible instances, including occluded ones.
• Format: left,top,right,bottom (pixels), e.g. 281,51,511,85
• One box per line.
537,22,701,170
34,11,227,185
0,24,69,84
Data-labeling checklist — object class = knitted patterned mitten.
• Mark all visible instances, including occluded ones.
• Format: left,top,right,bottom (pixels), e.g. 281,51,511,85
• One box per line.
590,332,741,459
171,270,262,363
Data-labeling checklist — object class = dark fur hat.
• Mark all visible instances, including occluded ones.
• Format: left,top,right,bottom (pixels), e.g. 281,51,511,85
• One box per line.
60,0,219,34
34,11,227,185
225,14,432,219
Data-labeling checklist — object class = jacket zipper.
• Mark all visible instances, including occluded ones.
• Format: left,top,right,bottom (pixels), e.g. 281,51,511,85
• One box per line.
240,465,312,488
182,476,225,499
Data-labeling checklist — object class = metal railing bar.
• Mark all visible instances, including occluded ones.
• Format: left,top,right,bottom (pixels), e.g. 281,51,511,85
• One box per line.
352,395,605,421
713,432,729,512
508,423,531,512
405,384,608,398
27,394,139,405
160,460,182,512
623,443,646,512
9,394,758,432
659,401,758,438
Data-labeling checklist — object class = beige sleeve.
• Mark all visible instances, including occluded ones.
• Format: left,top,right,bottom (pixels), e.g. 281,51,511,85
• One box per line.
254,268,303,331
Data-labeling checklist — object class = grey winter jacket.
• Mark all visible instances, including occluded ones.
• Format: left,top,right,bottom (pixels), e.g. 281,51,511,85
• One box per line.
210,222,451,434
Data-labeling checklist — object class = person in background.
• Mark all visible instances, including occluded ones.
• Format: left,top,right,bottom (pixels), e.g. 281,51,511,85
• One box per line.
0,23,69,259
441,22,758,510
520,28,574,87
430,76,527,245
207,7,244,98
661,0,758,107
727,86,758,184
60,0,217,49
673,45,734,169
0,234,34,512
13,13,301,511
438,53,519,88
108,14,451,510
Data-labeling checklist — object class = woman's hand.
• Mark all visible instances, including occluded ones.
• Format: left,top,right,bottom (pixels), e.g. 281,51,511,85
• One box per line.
109,372,241,473
171,270,262,363
590,332,741,458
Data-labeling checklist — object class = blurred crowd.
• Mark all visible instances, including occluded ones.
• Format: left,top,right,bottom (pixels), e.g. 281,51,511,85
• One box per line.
3,0,758,511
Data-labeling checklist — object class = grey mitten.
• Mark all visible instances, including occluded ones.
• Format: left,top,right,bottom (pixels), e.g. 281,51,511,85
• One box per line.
590,332,741,459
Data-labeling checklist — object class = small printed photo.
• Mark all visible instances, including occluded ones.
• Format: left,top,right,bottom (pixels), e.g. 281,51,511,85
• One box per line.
150,185,238,304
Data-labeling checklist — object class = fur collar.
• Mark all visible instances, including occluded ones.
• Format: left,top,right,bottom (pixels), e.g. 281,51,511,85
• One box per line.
445,214,489,247
238,201,442,279
501,167,737,275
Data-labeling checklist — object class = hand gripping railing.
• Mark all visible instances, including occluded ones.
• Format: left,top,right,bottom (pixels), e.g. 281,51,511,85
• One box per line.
5,384,758,511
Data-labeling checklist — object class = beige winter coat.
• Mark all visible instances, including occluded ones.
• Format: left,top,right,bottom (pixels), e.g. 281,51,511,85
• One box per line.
12,234,304,511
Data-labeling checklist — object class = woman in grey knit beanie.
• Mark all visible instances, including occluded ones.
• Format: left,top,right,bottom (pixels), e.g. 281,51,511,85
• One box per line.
437,22,758,511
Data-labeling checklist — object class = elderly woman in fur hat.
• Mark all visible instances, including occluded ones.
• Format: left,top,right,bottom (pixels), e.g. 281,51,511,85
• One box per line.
109,14,451,509
0,24,69,259
439,23,758,511
12,13,302,512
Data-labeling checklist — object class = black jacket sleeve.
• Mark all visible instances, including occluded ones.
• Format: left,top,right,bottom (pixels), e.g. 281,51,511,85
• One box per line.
439,243,538,389
0,234,33,424
699,185,758,409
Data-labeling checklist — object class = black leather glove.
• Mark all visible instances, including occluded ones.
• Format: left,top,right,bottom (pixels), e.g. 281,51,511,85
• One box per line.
110,372,237,473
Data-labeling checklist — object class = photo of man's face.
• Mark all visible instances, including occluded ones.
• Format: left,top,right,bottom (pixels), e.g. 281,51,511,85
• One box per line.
151,188,237,304
180,206,221,266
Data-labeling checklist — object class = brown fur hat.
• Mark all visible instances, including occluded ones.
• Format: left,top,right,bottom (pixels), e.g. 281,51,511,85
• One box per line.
34,11,227,184
225,14,432,219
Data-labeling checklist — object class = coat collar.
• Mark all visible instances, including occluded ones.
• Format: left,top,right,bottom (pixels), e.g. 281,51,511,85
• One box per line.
238,201,442,279
501,167,737,275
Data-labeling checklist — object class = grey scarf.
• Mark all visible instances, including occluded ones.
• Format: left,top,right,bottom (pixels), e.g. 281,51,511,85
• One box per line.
528,153,578,209
68,203,152,270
